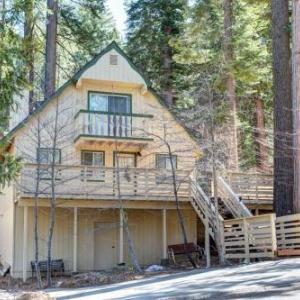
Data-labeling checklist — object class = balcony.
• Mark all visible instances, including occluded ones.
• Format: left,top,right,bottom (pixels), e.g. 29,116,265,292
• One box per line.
17,164,191,201
74,110,153,147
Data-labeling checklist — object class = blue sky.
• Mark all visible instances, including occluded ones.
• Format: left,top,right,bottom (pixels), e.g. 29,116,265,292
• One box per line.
107,0,127,36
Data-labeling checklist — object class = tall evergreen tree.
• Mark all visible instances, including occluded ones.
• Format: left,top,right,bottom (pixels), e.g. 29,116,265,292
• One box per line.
271,0,293,216
126,0,187,107
44,0,58,99
0,0,27,185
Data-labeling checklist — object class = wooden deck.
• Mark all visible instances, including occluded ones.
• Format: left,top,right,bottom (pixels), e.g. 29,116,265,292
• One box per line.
225,172,273,207
17,164,191,201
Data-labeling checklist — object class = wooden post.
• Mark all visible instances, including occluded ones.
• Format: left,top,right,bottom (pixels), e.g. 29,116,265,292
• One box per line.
23,206,28,282
162,209,167,260
243,218,250,263
219,219,225,264
119,209,124,264
73,207,78,273
204,204,211,268
270,214,277,256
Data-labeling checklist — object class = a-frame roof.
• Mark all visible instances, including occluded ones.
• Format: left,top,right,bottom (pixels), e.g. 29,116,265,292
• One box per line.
4,41,199,148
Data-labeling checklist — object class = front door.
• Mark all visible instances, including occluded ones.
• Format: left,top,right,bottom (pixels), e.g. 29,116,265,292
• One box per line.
94,222,118,270
114,153,137,196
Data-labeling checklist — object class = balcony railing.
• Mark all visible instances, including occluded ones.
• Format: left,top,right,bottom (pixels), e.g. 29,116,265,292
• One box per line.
74,110,153,141
17,164,191,201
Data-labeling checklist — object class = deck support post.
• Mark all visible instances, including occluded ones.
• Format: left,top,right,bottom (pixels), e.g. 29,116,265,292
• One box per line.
22,206,28,282
73,207,78,273
161,209,168,264
119,209,124,264
205,219,211,268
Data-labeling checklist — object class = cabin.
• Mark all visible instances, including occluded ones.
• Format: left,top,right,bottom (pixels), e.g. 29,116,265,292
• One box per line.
0,42,273,280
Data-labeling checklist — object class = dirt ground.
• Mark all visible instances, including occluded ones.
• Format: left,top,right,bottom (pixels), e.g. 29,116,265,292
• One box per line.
0,256,215,299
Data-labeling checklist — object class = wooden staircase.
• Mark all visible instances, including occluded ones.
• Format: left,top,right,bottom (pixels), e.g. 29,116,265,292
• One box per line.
189,175,252,243
216,176,252,218
190,176,223,241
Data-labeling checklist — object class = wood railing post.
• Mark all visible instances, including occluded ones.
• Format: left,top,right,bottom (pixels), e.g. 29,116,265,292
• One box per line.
270,214,277,256
243,218,250,263
145,169,149,199
204,204,211,268
219,219,225,265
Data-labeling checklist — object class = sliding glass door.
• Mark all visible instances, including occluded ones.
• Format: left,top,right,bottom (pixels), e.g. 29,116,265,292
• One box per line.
88,92,132,137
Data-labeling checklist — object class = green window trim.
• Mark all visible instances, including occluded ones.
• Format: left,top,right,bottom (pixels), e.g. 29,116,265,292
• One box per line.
88,91,132,114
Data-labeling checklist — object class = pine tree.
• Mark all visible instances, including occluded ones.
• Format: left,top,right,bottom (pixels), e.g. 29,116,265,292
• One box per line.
271,0,293,216
0,0,28,185
126,0,187,107
44,0,58,99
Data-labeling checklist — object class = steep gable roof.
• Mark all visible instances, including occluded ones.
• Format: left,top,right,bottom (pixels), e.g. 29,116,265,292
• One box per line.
4,41,199,148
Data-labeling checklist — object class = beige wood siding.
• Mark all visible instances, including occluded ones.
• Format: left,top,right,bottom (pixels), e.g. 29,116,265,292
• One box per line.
0,186,15,267
13,206,197,277
79,49,147,86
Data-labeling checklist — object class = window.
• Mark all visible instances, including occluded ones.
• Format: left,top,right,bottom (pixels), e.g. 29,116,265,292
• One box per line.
88,92,131,114
81,151,104,167
156,154,177,170
81,151,105,181
36,148,61,180
155,154,177,184
37,148,61,164
114,152,136,168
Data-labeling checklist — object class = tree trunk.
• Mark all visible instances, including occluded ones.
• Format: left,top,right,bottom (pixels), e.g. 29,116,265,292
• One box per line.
46,100,59,287
162,27,174,107
272,0,294,216
24,0,35,113
255,97,269,172
293,0,300,213
223,0,239,171
33,115,42,288
114,146,142,273
167,143,197,268
44,0,58,99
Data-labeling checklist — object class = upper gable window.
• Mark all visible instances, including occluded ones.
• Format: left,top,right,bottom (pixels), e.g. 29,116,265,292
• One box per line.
110,54,118,65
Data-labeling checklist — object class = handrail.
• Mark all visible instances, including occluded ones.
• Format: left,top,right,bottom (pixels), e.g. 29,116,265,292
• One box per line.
21,163,192,174
217,176,252,218
74,109,154,120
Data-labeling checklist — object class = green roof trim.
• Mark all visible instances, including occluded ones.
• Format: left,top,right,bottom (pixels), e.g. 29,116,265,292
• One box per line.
4,41,199,148
4,41,150,140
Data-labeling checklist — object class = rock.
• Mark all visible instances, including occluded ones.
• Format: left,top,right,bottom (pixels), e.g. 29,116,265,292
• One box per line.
145,265,164,273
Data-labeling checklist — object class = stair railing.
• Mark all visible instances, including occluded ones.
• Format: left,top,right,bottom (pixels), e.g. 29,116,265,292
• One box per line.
217,176,252,218
190,176,223,240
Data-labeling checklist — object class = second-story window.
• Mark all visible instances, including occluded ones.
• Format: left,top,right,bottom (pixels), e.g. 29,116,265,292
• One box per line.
156,154,177,170
37,148,61,164
81,151,104,167
36,148,61,180
81,151,105,181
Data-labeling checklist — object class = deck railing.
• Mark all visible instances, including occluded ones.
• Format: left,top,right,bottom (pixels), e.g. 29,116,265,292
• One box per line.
74,110,153,140
225,172,273,206
17,164,191,201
